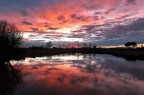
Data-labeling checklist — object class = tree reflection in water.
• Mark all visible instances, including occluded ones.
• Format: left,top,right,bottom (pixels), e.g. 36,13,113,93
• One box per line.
0,57,23,95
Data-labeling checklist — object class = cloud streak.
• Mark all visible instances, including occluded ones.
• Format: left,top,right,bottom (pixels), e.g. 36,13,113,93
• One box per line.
0,0,144,46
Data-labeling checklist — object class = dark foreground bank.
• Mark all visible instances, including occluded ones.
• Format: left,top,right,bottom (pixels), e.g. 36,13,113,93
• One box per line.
1,48,144,61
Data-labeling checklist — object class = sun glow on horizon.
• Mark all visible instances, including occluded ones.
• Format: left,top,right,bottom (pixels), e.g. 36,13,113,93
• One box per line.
1,0,144,47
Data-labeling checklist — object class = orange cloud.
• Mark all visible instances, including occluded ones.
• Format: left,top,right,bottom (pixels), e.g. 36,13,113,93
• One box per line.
1,0,144,44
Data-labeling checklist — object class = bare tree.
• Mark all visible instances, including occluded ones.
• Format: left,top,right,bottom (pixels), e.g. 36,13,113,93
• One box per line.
0,20,22,49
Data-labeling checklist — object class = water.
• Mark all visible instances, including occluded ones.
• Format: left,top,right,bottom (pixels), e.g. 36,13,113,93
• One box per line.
6,54,144,95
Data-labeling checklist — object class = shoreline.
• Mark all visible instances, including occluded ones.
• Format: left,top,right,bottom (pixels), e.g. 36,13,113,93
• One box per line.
21,48,144,61
1,48,144,61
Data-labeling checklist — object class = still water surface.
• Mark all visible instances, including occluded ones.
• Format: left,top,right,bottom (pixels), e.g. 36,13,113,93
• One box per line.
10,54,144,95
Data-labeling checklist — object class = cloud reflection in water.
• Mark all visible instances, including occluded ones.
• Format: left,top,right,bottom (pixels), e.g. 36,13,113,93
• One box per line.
11,54,144,95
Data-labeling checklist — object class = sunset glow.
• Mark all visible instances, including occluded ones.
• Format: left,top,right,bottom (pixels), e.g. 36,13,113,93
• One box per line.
0,0,144,47
10,54,144,95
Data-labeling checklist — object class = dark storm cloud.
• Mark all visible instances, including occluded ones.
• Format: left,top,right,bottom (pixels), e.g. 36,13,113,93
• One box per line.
22,21,33,25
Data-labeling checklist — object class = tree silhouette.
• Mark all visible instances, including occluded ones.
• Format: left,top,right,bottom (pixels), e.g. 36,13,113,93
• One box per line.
0,21,23,95
125,42,137,48
0,20,22,49
0,58,23,95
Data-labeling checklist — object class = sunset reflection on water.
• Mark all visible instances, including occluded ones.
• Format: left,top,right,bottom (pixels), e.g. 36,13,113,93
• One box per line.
11,54,144,95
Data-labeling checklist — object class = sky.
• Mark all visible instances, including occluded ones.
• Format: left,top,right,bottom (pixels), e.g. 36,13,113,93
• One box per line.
0,0,144,47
